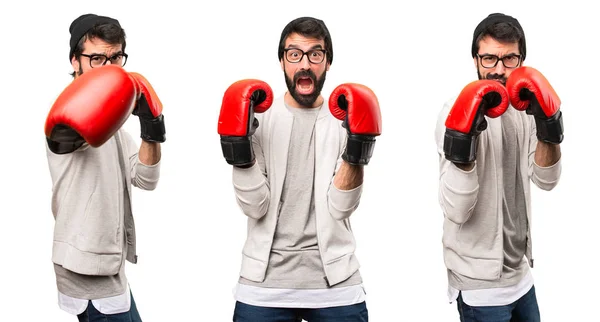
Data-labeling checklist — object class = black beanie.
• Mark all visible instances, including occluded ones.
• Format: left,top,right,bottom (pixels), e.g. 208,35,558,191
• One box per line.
471,13,526,61
69,13,120,62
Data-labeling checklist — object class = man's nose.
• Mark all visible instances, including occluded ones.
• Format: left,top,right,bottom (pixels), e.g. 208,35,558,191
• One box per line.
493,60,506,74
298,54,311,69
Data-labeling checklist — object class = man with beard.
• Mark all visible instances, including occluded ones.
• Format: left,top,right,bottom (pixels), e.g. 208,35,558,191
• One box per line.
434,13,563,321
44,13,165,321
217,16,381,321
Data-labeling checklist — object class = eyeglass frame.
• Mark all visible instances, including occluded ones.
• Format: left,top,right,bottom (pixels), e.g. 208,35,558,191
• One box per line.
476,53,522,69
79,52,129,68
283,48,327,64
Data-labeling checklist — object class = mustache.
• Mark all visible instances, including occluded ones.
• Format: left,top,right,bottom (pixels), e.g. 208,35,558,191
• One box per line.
486,73,507,83
293,70,317,84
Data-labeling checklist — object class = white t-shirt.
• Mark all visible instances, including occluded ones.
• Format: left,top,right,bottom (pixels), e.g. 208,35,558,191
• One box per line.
233,283,366,309
448,269,534,307
58,283,131,315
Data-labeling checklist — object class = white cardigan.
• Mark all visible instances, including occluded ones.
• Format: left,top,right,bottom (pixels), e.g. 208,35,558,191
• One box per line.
47,129,160,276
231,95,363,287
435,97,562,288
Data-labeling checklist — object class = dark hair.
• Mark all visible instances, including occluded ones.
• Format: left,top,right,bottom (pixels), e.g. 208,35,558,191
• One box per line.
278,17,333,65
70,23,126,77
471,13,526,61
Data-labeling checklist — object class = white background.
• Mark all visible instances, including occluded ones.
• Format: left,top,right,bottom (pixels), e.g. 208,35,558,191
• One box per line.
1,0,598,321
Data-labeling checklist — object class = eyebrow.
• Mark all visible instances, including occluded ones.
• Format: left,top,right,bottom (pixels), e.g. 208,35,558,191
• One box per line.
479,52,519,58
286,44,324,50
88,50,123,56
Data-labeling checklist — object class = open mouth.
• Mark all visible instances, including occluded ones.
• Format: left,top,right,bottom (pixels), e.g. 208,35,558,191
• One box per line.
296,77,314,95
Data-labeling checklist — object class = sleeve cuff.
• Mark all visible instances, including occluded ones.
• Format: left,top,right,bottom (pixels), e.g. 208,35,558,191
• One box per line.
135,158,161,182
445,162,479,190
232,162,266,189
532,158,561,186
328,183,363,211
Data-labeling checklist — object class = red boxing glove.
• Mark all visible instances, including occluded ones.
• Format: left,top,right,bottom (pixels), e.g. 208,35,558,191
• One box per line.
45,65,136,154
218,79,273,167
129,72,166,143
506,66,563,144
329,83,382,165
444,80,509,163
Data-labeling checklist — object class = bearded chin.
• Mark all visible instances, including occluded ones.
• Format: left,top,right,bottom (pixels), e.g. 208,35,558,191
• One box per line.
285,70,327,107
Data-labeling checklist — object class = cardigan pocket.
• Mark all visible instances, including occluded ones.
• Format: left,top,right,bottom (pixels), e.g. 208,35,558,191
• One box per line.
443,217,503,281
325,252,353,265
53,183,123,276
444,249,502,280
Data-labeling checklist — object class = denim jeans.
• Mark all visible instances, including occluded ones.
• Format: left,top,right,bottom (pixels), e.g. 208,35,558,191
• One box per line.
457,285,541,322
233,301,368,322
77,291,142,322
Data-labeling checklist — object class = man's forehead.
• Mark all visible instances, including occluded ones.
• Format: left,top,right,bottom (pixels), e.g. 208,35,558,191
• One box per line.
82,38,122,53
285,34,324,48
478,37,519,52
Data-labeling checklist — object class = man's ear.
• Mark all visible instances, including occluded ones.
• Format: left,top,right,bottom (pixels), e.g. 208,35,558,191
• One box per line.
71,56,80,75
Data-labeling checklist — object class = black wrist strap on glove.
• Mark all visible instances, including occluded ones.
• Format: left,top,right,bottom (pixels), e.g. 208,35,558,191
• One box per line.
220,135,255,168
533,110,563,144
444,129,478,164
343,133,376,165
139,114,166,143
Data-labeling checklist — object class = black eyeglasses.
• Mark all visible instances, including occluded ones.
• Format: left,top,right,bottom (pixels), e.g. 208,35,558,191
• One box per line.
284,48,327,64
477,54,521,69
80,53,128,68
